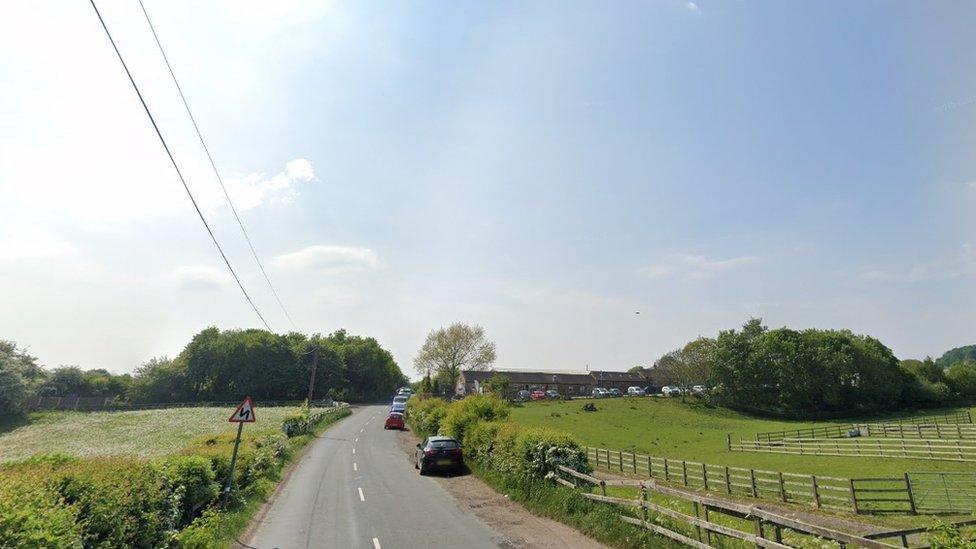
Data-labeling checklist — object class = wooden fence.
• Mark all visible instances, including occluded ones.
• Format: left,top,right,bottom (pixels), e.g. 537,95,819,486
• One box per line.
587,446,976,515
554,465,900,548
753,411,973,442
729,436,976,463
859,422,976,440
586,446,855,512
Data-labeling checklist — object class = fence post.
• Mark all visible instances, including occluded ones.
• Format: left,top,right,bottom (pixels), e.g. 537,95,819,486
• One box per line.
701,463,708,490
647,454,652,478
750,469,758,498
753,516,764,548
778,471,787,502
664,459,670,481
640,483,648,524
682,461,688,486
601,480,607,497
692,501,703,542
904,473,917,515
849,479,859,514
703,505,713,546
811,475,821,508
727,433,732,451
725,466,732,494
619,451,624,472
632,452,638,474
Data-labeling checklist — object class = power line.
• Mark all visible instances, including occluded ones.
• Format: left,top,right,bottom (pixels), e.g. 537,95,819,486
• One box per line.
88,0,272,331
136,0,298,332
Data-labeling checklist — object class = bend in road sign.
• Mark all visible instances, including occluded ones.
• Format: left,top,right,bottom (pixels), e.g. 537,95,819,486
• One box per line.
229,396,256,423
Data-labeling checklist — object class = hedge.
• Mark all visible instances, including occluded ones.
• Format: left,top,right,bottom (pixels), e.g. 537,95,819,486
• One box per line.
0,405,350,547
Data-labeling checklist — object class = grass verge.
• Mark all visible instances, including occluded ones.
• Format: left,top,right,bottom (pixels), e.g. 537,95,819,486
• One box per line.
466,460,682,549
176,407,351,548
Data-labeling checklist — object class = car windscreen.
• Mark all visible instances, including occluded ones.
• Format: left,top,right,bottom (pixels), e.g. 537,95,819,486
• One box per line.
429,440,459,450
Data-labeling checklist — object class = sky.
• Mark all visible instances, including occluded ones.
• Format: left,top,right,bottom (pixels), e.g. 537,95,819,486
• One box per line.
1,1,975,378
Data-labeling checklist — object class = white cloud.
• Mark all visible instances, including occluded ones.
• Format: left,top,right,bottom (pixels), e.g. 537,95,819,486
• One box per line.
686,1,701,13
640,254,757,280
215,158,317,213
273,245,379,272
0,225,75,261
169,265,230,292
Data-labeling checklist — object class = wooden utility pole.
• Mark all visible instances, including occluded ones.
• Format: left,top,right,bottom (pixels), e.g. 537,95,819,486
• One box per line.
307,345,319,403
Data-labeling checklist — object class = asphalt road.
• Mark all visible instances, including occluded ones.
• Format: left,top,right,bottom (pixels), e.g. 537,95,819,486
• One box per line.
246,404,508,549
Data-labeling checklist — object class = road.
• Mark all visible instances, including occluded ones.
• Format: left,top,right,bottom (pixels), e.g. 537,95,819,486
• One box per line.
246,404,509,549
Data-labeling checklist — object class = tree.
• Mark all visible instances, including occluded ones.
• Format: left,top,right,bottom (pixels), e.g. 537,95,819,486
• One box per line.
946,361,976,399
936,344,976,369
483,374,511,398
0,366,26,416
901,358,945,384
414,323,496,393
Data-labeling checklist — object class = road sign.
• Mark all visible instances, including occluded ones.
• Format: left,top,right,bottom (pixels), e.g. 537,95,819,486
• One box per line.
228,396,256,423
223,396,256,507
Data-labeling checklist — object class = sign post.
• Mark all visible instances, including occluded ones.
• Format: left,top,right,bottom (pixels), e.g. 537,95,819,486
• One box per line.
223,396,256,507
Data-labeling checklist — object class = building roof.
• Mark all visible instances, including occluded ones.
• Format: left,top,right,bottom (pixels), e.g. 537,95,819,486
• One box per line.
589,370,646,382
461,369,594,385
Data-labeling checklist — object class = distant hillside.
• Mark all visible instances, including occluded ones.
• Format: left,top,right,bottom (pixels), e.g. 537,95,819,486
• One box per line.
936,344,976,367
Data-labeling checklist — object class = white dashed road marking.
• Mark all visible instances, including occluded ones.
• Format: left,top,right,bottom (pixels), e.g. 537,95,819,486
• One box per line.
372,538,382,549
353,462,358,472
358,487,366,502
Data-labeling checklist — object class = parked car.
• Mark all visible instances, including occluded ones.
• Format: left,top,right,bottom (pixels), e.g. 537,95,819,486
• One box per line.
516,389,531,400
393,394,409,405
397,387,413,396
545,389,560,399
530,389,546,400
415,436,463,474
627,386,646,396
661,386,677,396
608,388,623,397
391,402,406,413
592,387,610,398
643,386,659,395
692,385,707,394
384,412,405,430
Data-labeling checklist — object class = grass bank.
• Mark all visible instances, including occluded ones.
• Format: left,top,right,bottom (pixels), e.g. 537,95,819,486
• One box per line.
509,398,976,478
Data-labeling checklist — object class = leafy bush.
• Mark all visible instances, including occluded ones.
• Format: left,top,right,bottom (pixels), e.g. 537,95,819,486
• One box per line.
161,455,220,528
929,522,976,549
581,402,597,412
0,457,179,548
405,396,449,437
465,421,589,479
0,475,81,548
440,394,509,444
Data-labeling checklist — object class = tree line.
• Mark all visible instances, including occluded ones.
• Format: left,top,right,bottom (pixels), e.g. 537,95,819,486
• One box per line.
0,328,408,416
645,319,976,417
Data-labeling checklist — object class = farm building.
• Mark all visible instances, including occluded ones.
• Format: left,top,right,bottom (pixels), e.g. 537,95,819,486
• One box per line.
458,369,597,398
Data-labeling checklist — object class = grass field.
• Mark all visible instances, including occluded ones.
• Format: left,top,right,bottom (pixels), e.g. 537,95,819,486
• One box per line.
510,397,976,479
0,406,309,463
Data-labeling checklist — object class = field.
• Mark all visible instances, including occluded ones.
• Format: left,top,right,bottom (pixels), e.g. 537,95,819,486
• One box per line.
0,406,308,463
510,397,976,479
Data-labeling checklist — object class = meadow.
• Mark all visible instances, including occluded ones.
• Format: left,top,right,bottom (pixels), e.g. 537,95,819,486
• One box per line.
509,397,976,479
0,406,308,463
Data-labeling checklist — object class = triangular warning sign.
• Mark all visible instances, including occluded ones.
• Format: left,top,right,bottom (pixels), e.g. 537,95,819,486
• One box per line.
228,396,256,423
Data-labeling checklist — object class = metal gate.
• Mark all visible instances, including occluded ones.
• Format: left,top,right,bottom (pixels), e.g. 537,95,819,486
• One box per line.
908,472,976,513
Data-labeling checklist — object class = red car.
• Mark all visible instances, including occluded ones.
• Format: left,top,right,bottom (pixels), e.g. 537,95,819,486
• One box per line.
530,390,546,401
384,412,405,430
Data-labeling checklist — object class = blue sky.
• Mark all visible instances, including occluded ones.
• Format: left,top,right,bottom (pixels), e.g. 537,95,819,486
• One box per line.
1,1,974,376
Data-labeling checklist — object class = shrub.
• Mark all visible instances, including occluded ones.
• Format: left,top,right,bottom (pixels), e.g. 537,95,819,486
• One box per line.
405,396,449,437
581,402,597,412
440,394,510,444
0,476,81,548
0,457,180,548
946,361,976,399
929,522,976,549
161,455,220,528
467,421,589,479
